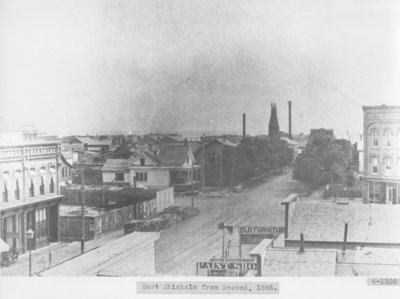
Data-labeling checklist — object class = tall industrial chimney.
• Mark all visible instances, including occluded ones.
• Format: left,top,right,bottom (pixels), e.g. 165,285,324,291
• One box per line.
268,103,280,138
288,101,292,139
242,113,246,139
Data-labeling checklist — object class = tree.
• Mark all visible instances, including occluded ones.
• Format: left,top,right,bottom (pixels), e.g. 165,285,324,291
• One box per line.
293,133,355,188
233,137,293,184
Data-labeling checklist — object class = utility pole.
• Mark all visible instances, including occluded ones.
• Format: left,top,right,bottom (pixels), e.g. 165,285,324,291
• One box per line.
202,138,205,189
219,150,223,195
80,166,85,254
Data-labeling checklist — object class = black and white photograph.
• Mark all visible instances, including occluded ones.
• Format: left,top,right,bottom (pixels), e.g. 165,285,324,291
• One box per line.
0,0,399,298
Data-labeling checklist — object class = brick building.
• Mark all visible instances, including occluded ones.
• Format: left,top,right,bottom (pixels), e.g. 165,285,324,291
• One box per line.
0,142,63,253
362,105,400,204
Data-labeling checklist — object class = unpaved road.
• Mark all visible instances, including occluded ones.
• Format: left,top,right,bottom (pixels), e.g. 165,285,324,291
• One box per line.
155,170,307,275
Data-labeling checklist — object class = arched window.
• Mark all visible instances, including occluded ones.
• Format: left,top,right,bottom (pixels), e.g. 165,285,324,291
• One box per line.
30,179,34,197
15,180,20,200
3,182,8,203
384,128,392,147
40,177,45,195
50,177,54,193
370,129,379,147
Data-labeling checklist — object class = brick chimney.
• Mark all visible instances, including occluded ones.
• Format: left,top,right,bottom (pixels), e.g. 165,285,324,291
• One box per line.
269,103,280,138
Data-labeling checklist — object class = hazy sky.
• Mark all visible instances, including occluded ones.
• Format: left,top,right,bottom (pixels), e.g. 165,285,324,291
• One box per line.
1,0,399,137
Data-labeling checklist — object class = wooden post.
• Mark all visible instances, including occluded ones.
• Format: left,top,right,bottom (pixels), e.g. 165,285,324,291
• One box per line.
80,167,85,254
219,151,223,195
202,139,205,189
221,226,225,258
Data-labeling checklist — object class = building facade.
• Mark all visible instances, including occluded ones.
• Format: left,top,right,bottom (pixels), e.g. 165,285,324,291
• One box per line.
362,105,400,204
0,142,63,253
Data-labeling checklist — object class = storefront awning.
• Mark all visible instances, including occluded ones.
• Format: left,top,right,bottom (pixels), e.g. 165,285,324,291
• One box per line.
0,238,10,252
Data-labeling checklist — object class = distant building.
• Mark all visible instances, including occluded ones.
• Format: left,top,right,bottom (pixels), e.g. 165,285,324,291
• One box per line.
195,138,238,187
362,105,400,204
59,152,73,186
0,142,63,253
102,143,202,191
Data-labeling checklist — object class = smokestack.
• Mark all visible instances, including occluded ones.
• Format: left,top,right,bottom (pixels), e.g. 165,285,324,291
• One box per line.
268,103,280,138
288,101,292,139
242,113,246,139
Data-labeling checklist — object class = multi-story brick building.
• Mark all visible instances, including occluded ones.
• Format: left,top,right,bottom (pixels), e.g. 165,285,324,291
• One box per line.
0,142,63,253
362,105,400,204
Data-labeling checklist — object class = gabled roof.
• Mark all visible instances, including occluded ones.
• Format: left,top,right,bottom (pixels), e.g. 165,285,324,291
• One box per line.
288,203,400,244
204,138,239,148
102,159,129,172
129,150,160,166
157,144,193,166
86,139,113,146
70,137,94,145
60,153,73,168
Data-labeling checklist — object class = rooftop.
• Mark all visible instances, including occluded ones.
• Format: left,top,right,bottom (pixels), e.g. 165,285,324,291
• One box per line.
363,105,400,111
262,248,337,276
41,232,160,276
102,159,130,172
288,202,400,244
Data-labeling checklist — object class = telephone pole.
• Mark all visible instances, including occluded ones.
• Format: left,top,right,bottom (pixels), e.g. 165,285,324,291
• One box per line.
80,166,85,254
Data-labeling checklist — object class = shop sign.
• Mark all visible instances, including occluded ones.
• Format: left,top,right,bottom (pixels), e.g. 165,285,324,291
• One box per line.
239,226,284,244
197,261,257,271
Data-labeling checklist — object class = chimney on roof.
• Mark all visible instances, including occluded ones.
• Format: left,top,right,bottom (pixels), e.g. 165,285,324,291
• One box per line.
342,223,348,254
269,103,280,138
184,138,188,146
299,233,304,253
288,101,292,139
242,113,246,140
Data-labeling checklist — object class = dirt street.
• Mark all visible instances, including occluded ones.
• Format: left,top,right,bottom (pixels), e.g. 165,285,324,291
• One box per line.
155,170,308,275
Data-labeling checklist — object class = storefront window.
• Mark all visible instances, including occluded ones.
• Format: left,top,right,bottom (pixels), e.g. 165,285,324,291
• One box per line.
35,209,47,240
369,182,386,204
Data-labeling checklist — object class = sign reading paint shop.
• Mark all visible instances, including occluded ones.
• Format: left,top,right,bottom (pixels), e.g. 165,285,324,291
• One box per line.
239,226,284,244
197,261,258,271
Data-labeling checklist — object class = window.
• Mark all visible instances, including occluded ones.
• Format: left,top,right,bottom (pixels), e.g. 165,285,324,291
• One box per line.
49,178,54,193
40,177,45,195
372,157,378,174
35,208,47,239
384,129,392,147
140,158,145,166
15,180,20,200
370,129,378,147
30,179,34,197
384,157,392,175
115,172,124,182
3,183,8,203
135,172,148,182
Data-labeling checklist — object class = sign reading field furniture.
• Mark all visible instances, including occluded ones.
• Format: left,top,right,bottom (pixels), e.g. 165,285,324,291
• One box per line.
239,226,284,244
196,258,258,276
